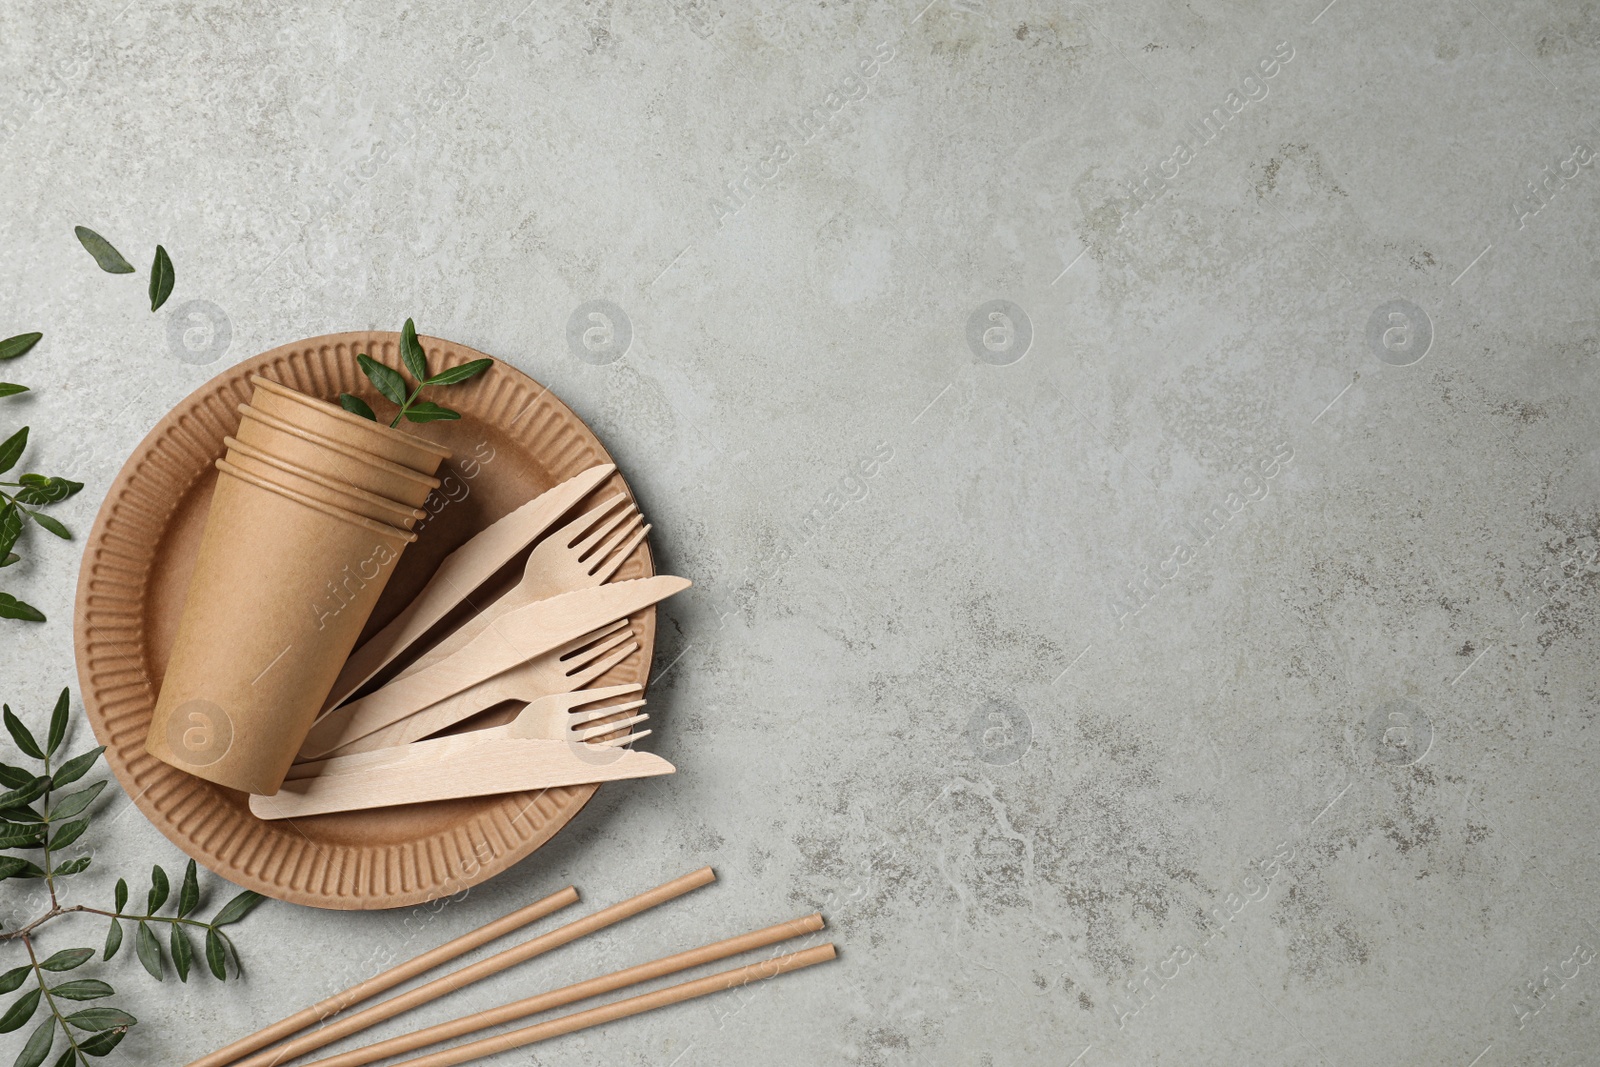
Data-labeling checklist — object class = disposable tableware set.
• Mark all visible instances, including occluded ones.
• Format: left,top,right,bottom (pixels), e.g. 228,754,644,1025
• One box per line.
143,372,688,811
184,868,837,1067
118,360,836,1061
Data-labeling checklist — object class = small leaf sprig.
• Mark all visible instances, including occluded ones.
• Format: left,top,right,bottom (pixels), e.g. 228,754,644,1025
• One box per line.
0,333,81,624
339,318,493,428
0,689,264,1067
72,228,174,312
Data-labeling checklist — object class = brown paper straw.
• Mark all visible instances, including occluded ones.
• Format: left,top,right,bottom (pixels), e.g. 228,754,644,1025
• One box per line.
184,886,578,1067
382,944,837,1067
300,914,826,1067
227,868,716,1067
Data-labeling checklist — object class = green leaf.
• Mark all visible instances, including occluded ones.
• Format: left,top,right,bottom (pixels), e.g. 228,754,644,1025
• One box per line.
73,227,133,274
47,817,88,850
101,919,122,961
211,889,264,926
0,764,30,788
51,747,103,789
146,865,168,912
0,775,48,810
0,987,40,1032
38,949,92,973
49,1049,74,1067
170,925,192,982
50,857,90,877
402,401,461,424
77,1025,128,1056
338,393,375,421
0,857,44,879
0,554,15,568
2,705,42,758
0,967,27,995
45,690,69,757
134,922,161,981
423,358,494,386
0,430,26,479
27,512,69,540
14,477,83,506
148,245,174,311
0,593,43,623
177,859,199,918
0,505,20,561
356,355,407,406
0,385,27,399
0,334,42,362
63,1008,135,1032
0,823,43,848
15,1016,52,1067
48,980,112,1002
113,878,126,914
204,929,226,980
400,318,428,383
48,780,104,821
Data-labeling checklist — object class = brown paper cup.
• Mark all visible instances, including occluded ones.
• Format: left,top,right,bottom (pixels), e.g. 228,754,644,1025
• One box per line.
234,404,440,508
223,436,426,529
249,374,451,475
146,459,417,796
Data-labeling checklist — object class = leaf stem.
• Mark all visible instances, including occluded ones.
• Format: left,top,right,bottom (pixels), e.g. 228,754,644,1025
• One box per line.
40,748,56,908
389,383,424,429
0,904,89,942
77,906,219,932
0,903,226,948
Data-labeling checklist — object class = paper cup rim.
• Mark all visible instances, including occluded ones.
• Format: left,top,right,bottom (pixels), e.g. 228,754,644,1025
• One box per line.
214,458,419,543
249,374,453,461
223,437,428,523
237,404,443,489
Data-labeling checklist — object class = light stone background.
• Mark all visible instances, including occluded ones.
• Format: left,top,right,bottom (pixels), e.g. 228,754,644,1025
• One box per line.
2,0,1599,1064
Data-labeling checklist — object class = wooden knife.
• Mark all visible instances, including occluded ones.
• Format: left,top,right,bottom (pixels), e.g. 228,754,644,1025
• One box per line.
252,736,674,818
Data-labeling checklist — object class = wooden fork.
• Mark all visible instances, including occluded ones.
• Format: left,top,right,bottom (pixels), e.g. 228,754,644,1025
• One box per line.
314,621,641,757
393,495,650,682
505,684,650,747
282,684,650,782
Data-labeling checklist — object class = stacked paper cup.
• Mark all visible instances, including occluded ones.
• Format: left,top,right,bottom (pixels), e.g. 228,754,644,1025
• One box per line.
146,374,451,796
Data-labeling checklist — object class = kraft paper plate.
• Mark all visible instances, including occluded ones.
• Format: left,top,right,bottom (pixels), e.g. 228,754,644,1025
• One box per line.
74,332,655,909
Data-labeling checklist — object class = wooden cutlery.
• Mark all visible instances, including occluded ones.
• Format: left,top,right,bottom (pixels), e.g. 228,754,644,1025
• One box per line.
392,494,649,681
285,685,649,778
322,464,617,711
505,685,650,746
318,625,642,756
252,736,675,820
298,576,689,759
278,467,682,820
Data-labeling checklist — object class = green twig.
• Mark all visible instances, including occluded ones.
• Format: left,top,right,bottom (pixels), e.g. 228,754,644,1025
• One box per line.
23,933,87,1064
40,748,56,908
390,383,425,429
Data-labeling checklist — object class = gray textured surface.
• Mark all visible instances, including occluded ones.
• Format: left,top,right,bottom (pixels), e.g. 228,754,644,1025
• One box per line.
3,0,1599,1064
